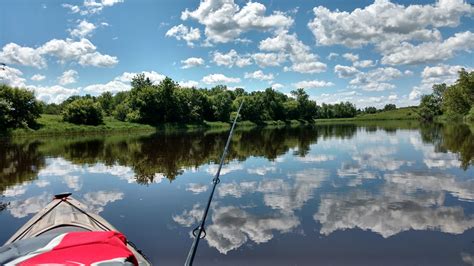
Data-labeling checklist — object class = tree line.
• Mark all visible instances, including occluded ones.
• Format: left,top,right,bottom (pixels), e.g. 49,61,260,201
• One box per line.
418,69,474,122
1,74,370,130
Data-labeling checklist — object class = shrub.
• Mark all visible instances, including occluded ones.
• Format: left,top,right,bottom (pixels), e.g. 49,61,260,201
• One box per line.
62,98,103,125
465,107,474,122
113,102,131,121
0,85,41,131
383,104,396,111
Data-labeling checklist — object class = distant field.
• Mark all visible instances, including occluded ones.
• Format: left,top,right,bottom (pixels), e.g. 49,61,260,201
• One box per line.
316,107,420,122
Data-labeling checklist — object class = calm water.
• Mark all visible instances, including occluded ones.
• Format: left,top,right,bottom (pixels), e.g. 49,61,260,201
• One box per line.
1,122,473,265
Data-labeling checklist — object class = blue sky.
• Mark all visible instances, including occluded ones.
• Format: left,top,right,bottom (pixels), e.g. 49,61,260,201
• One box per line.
1,0,473,107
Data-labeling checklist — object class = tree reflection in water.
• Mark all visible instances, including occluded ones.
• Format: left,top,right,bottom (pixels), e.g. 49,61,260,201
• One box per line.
0,122,472,193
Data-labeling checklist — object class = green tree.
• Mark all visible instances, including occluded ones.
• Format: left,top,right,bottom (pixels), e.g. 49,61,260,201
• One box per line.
97,92,114,116
131,73,153,89
62,98,103,125
457,69,474,105
284,100,299,120
364,106,378,114
383,104,396,111
209,89,233,122
291,88,317,120
465,107,474,122
42,103,62,115
418,94,441,121
0,85,41,131
128,84,163,124
113,101,132,121
262,88,287,121
237,95,262,121
443,84,470,118
159,77,179,122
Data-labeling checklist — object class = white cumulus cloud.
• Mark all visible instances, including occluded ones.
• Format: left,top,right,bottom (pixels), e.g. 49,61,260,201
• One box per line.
58,69,78,85
212,49,252,68
293,80,334,89
244,70,274,81
259,31,327,74
31,74,46,81
181,57,205,69
166,24,201,47
70,20,96,38
202,73,241,84
179,80,199,88
308,0,474,65
181,0,293,43
334,65,360,78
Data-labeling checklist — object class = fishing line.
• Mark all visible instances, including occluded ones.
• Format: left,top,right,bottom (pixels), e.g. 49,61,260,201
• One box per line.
184,100,244,266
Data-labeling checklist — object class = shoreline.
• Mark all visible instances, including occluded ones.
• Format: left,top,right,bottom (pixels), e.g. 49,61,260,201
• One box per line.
4,115,311,138
5,107,472,138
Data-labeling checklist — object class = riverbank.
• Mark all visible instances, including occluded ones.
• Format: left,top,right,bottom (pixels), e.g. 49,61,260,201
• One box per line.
7,107,459,137
315,107,420,123
7,115,312,137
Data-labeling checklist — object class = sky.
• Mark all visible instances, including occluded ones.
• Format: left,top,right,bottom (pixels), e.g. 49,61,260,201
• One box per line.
0,0,473,107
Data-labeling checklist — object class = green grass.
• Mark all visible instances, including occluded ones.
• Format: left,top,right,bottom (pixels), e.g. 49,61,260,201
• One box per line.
6,108,426,137
8,115,258,137
355,107,420,120
11,114,156,136
316,107,420,123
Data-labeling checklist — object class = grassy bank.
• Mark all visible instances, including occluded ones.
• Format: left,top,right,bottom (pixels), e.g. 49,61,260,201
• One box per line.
6,108,425,137
316,107,420,123
7,115,313,137
10,114,156,137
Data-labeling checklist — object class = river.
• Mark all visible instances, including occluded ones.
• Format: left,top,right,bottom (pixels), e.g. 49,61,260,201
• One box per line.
0,121,473,265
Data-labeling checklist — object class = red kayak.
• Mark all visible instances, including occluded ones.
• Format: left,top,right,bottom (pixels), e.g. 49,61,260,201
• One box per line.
0,193,151,265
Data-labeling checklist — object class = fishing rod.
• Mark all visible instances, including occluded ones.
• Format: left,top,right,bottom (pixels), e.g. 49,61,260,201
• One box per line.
184,100,244,266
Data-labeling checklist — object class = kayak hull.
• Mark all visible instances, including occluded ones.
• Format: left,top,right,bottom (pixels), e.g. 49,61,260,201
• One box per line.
4,194,151,265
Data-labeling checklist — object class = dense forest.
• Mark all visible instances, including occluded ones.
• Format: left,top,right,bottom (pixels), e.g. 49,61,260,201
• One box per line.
49,74,361,125
1,69,472,131
1,74,365,129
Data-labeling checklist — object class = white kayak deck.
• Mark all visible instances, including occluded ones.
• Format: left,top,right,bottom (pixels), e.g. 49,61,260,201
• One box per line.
5,194,151,265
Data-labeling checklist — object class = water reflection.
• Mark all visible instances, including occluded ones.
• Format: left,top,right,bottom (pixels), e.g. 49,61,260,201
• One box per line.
0,122,473,265
0,139,45,194
314,187,474,238
8,193,50,218
185,183,208,194
462,253,474,265
173,204,300,254
1,123,472,192
83,191,124,213
420,123,474,170
205,206,299,254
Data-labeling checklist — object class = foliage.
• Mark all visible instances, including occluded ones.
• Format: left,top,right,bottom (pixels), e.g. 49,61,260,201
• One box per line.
418,94,441,121
0,85,41,131
4,121,472,190
12,114,155,136
465,107,474,122
113,101,131,121
418,69,474,121
109,76,336,125
443,82,470,118
42,103,62,115
62,98,104,125
317,102,357,119
364,106,378,114
383,104,396,111
4,74,391,130
98,92,114,116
